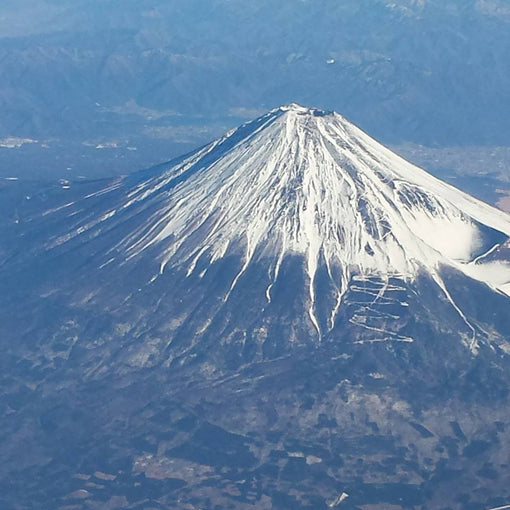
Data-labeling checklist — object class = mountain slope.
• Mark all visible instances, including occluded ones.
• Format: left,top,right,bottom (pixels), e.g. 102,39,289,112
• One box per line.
0,105,510,509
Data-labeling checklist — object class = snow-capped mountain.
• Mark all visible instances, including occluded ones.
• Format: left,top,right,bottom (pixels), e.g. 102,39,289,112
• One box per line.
120,103,510,281
41,103,510,349
1,105,510,509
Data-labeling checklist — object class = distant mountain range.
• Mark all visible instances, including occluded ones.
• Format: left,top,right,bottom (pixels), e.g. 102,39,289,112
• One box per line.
0,0,509,180
1,105,509,509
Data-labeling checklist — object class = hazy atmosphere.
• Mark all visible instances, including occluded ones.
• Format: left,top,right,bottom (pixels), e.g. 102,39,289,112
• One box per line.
1,2,510,509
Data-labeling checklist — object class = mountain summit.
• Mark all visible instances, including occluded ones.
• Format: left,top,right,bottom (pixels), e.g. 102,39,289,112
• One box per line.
1,105,510,509
122,102,510,279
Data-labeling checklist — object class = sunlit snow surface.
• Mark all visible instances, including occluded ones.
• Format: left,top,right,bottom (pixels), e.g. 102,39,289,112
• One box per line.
53,104,510,343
